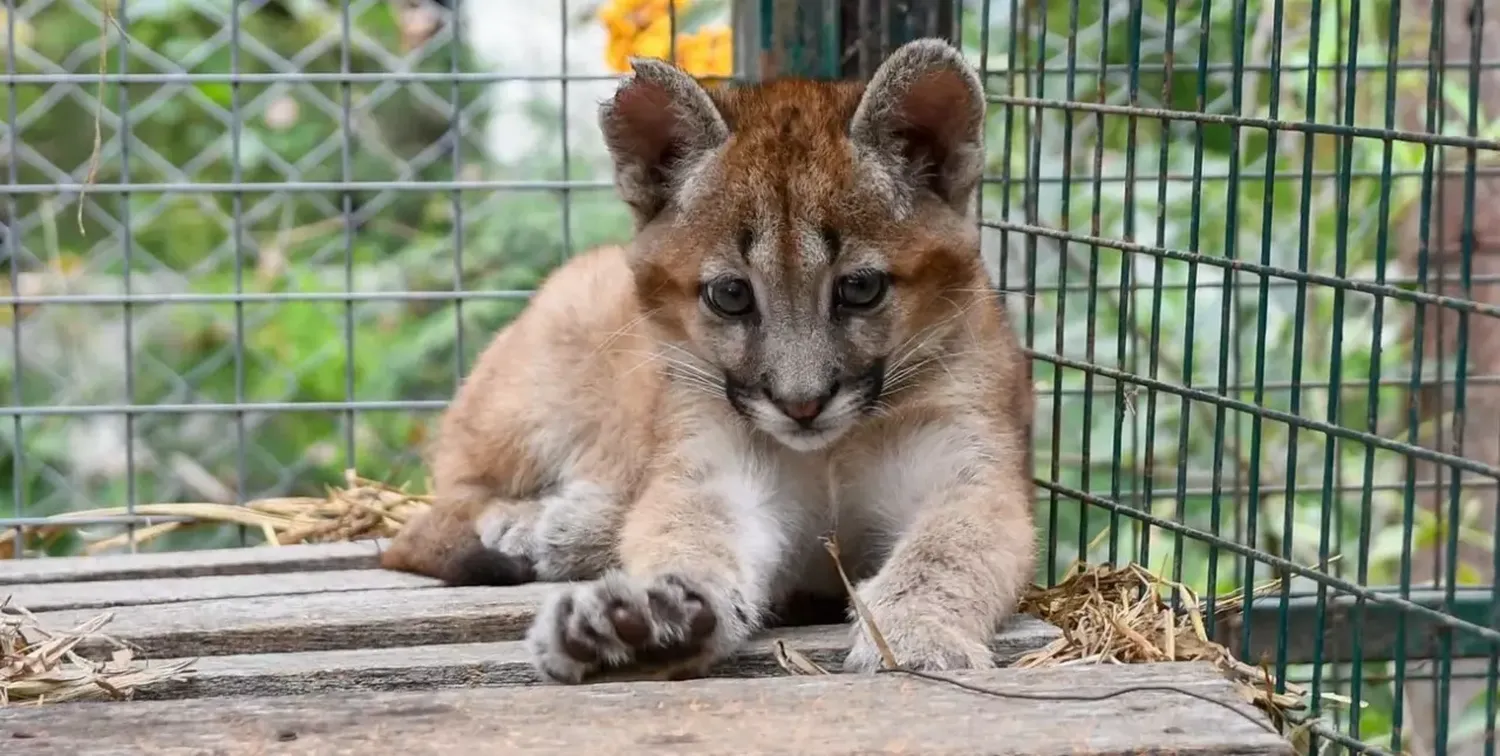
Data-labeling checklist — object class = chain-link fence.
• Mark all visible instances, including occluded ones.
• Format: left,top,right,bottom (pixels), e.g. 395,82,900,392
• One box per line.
2,0,1498,754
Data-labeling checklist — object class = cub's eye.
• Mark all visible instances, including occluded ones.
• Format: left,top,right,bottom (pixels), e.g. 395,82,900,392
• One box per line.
835,270,889,310
703,277,756,318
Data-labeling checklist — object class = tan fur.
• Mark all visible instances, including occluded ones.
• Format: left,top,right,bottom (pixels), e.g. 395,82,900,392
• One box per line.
380,245,661,585
382,39,1037,683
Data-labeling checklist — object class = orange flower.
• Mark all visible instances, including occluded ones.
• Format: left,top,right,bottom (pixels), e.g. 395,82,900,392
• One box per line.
598,0,732,77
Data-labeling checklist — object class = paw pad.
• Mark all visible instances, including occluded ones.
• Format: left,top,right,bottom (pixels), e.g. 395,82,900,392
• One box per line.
528,572,725,683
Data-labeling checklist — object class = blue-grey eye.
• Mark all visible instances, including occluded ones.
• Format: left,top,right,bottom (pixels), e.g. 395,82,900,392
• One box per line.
835,270,888,310
704,277,755,318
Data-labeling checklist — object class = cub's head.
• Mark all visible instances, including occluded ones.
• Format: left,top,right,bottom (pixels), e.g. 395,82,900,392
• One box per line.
601,38,989,452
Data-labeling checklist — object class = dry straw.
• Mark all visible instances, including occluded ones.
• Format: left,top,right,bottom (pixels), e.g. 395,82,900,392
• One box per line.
0,470,428,558
1,596,196,706
1013,560,1330,734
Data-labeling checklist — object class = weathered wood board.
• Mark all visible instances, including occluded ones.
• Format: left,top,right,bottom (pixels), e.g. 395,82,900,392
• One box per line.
30,582,555,658
3,568,442,612
0,539,386,584
134,618,1063,700
25,577,1060,665
0,542,1292,755
0,661,1292,755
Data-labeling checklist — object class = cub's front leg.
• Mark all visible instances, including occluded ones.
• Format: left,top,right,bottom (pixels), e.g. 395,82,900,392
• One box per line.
843,422,1037,673
525,429,788,684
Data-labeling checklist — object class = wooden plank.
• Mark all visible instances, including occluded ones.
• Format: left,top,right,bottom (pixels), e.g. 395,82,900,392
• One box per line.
0,540,387,585
3,568,444,612
32,583,1061,664
133,617,1064,700
0,662,1292,755
33,584,553,660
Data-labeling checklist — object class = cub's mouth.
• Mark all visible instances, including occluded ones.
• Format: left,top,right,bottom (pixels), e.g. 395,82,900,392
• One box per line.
720,360,888,451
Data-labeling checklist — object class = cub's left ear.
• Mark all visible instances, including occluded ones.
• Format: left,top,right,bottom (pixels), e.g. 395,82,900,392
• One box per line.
850,38,986,213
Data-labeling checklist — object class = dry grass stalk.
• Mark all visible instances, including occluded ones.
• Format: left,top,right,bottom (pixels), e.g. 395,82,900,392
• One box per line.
1,596,196,706
0,470,433,558
1015,561,1323,731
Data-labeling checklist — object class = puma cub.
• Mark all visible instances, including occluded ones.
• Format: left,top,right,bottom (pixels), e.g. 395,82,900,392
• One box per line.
380,38,1037,684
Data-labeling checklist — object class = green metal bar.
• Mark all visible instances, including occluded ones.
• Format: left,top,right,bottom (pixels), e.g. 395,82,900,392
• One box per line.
1277,0,1324,700
1169,0,1212,609
1350,0,1404,743
749,0,955,81
1241,0,1286,668
1109,0,1145,569
1076,0,1108,574
1206,0,1251,641
1024,0,1052,585
1312,3,1362,743
1138,0,1182,575
1225,589,1498,666
1046,0,1081,587
1392,0,1447,747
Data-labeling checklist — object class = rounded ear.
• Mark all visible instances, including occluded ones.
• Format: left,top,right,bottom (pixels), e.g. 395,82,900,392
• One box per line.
599,58,730,226
849,38,986,213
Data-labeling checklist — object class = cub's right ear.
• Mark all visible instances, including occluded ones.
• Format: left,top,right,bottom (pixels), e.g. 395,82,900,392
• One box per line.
600,58,729,226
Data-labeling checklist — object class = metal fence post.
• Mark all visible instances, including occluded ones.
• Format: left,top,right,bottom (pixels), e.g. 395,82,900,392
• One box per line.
732,0,957,81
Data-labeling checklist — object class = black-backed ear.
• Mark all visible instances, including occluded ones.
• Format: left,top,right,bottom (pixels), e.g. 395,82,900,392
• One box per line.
849,38,986,213
599,58,730,225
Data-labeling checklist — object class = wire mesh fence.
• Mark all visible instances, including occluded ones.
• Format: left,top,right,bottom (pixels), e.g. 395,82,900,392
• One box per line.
1,0,1498,754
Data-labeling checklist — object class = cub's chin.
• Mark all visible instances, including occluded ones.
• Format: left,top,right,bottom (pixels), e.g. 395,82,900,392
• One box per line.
745,399,867,452
764,424,852,453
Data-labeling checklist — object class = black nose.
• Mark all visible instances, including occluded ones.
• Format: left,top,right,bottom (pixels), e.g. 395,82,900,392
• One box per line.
765,384,838,427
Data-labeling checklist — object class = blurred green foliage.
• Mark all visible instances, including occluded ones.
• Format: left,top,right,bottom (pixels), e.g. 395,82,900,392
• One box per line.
0,0,635,555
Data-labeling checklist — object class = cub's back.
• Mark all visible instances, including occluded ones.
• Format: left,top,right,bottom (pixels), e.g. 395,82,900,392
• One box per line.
431,244,664,501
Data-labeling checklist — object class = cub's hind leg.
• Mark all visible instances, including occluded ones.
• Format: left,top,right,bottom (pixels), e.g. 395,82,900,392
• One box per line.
380,243,658,586
382,472,629,587
474,480,625,582
377,484,538,586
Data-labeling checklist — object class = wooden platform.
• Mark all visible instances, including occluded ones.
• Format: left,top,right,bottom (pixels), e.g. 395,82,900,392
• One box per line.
1,540,1293,755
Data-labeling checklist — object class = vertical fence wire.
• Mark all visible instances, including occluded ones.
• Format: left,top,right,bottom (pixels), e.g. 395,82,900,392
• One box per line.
5,0,21,561
116,0,137,553
452,0,468,394
338,1,356,476
230,0,248,549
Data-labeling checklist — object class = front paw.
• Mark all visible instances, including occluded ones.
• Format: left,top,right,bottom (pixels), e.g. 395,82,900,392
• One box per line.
842,604,995,674
525,571,743,684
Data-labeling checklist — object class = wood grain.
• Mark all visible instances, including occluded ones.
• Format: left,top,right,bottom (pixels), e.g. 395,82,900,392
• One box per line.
4,569,443,612
33,584,554,659
0,540,387,585
33,581,1060,665
0,661,1291,755
133,617,1063,699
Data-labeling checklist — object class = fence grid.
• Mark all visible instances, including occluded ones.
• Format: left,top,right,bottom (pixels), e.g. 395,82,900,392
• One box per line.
2,1,1498,754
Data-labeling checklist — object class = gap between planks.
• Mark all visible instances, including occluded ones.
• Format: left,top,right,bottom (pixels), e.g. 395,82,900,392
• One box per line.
131,618,1061,700
21,572,1062,664
0,540,388,585
0,661,1292,756
4,568,443,612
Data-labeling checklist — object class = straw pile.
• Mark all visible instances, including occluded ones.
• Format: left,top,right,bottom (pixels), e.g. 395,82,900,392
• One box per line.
1,596,196,706
0,471,431,558
1014,561,1326,733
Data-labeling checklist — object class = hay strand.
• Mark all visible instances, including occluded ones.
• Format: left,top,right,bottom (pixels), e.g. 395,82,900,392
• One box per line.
1,470,432,557
1016,561,1310,729
1,596,195,706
